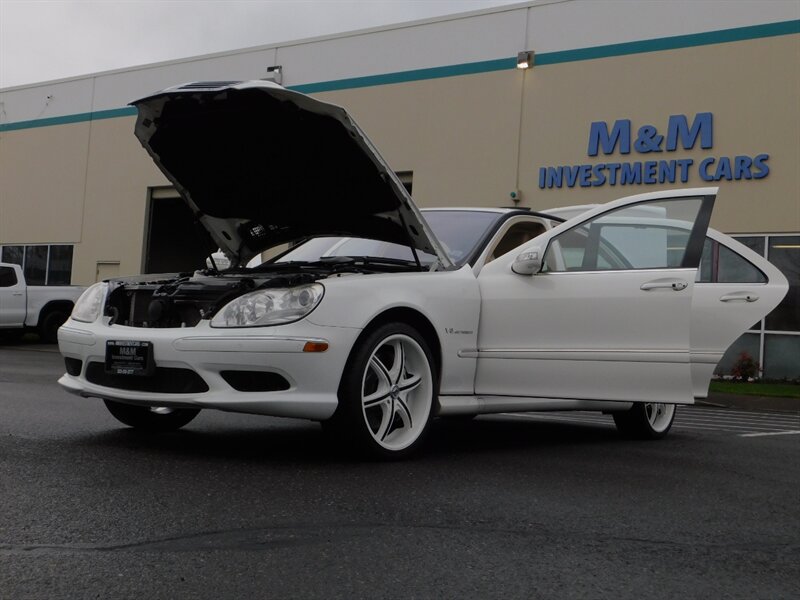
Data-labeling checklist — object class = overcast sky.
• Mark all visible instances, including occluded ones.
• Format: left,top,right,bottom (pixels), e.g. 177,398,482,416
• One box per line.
0,0,522,88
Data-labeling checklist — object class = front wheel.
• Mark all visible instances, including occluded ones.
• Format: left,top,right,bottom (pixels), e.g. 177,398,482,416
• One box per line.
328,323,437,459
613,403,676,439
104,400,200,432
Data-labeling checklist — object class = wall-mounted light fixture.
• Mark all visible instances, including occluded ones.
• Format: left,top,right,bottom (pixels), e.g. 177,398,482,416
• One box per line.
265,65,283,85
516,51,534,70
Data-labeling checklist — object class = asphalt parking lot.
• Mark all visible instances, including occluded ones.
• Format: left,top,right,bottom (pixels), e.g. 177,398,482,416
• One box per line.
1,343,798,599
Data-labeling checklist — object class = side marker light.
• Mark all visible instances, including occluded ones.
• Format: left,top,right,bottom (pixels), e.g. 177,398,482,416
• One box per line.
303,341,329,353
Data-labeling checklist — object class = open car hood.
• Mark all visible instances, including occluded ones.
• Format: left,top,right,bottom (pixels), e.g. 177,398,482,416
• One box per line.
131,80,452,269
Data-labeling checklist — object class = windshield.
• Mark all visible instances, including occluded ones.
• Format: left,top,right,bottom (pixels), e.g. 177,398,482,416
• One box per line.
272,210,500,267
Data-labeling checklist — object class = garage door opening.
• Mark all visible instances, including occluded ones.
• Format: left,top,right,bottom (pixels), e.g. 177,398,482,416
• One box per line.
143,188,212,274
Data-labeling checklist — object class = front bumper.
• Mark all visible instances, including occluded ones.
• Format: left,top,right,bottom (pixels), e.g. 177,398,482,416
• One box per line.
57,318,361,421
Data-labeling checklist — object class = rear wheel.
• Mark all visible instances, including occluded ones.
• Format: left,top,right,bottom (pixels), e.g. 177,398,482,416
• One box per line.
613,403,676,439
39,309,69,343
328,323,436,459
103,399,200,432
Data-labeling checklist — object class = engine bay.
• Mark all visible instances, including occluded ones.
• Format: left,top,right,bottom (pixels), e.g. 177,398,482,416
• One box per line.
103,256,422,328
104,271,321,328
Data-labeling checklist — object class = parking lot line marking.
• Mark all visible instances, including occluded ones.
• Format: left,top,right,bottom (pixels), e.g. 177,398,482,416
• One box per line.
686,406,800,417
674,417,796,429
674,423,773,432
687,407,800,419
739,430,800,438
677,414,793,426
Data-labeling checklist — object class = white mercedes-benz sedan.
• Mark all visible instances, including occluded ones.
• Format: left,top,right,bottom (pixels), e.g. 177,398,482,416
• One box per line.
57,81,788,458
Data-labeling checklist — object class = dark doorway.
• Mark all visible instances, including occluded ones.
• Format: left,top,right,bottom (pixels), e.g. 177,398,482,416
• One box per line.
144,194,210,273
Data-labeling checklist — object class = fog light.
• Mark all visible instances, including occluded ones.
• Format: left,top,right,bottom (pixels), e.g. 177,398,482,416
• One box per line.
303,341,329,353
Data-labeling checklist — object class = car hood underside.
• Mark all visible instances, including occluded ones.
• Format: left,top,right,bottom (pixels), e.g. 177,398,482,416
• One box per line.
131,81,451,268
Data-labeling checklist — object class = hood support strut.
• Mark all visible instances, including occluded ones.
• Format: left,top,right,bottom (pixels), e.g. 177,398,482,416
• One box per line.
397,209,423,270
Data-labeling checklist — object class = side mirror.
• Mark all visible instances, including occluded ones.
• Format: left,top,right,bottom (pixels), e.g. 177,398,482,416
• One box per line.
512,247,543,275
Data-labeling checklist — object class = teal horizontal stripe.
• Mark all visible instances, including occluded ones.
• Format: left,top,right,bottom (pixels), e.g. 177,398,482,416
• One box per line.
1,19,796,132
289,57,515,93
292,20,799,91
0,106,136,132
536,19,800,65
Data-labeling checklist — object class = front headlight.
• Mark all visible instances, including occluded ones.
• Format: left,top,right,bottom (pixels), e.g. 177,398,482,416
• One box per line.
71,282,108,323
210,283,324,328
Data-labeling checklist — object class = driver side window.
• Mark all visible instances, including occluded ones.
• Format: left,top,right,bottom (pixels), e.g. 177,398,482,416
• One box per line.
486,221,545,264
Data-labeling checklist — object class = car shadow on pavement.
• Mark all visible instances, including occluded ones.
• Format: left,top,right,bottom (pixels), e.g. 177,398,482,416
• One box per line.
0,332,57,350
428,417,621,455
73,424,336,464
67,415,624,465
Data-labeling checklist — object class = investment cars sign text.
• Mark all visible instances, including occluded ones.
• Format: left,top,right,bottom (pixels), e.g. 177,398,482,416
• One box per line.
537,113,769,189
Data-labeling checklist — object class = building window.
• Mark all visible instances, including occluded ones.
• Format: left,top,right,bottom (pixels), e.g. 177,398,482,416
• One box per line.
714,234,800,380
47,245,74,285
765,236,799,333
0,244,74,286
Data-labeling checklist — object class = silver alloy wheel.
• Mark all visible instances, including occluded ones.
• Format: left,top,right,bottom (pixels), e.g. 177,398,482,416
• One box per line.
644,402,675,433
360,333,433,452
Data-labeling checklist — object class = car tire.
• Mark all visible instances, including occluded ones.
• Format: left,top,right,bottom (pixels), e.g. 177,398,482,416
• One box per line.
329,322,437,459
39,310,69,343
612,403,676,440
103,399,200,432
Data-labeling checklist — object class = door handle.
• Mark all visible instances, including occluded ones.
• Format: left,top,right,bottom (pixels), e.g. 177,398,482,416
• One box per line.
720,292,759,303
640,279,688,291
11,292,23,296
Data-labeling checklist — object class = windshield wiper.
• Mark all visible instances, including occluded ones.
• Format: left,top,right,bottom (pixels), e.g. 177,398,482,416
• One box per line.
249,260,326,272
326,256,424,270
251,256,424,274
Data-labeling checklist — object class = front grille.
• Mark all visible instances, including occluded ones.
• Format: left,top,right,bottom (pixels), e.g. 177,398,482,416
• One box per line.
221,370,290,392
85,362,208,394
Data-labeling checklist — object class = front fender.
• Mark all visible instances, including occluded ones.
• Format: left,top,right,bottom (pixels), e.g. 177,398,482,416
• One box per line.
308,266,480,395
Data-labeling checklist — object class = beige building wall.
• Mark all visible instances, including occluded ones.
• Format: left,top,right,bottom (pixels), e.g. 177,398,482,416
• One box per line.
318,34,799,233
519,34,800,233
78,116,168,284
0,115,169,284
0,122,89,244
315,69,523,210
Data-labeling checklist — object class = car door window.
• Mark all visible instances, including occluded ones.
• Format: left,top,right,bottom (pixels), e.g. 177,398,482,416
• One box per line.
696,238,767,283
544,197,707,272
486,221,545,263
718,244,767,283
0,266,18,287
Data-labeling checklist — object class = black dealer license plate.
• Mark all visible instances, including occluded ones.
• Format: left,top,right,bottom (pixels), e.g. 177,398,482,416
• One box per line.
105,340,154,376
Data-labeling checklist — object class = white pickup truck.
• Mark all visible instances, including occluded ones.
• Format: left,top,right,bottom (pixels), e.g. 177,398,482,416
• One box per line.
0,262,85,342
